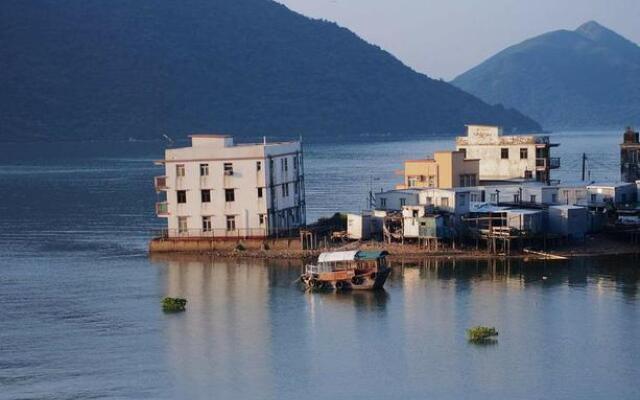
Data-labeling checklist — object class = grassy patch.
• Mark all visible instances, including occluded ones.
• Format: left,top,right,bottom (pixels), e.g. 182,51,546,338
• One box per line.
467,326,498,344
162,297,187,312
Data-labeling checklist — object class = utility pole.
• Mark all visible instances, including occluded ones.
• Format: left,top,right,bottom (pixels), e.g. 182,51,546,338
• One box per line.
581,153,587,181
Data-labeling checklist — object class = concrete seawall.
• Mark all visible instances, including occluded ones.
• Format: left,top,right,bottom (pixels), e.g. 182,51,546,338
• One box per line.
149,237,303,253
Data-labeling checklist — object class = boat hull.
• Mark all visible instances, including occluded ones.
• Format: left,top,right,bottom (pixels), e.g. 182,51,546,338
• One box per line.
301,268,390,291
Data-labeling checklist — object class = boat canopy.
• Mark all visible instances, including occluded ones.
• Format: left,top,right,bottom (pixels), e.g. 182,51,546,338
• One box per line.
317,250,359,263
317,250,388,263
355,250,389,261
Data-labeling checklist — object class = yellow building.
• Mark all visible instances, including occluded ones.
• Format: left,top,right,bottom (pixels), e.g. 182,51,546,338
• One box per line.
396,150,480,189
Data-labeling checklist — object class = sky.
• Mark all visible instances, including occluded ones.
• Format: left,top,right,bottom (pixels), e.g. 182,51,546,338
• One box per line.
275,0,640,80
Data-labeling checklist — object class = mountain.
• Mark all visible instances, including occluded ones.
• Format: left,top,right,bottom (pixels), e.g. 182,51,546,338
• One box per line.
0,0,539,143
452,21,640,129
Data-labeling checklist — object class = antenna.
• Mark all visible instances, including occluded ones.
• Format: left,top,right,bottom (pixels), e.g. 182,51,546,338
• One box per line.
162,133,174,144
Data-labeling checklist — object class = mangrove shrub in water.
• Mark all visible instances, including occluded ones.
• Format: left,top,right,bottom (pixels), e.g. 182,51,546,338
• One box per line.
162,297,187,312
467,326,498,343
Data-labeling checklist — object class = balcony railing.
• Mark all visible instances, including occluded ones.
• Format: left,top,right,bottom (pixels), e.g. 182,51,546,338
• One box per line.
154,176,168,191
535,157,560,169
156,202,169,216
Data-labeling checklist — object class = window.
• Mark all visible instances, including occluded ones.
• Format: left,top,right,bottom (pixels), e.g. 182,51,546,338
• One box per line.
425,196,432,205
282,183,289,197
459,148,467,158
294,182,299,194
224,163,233,176
178,216,188,233
226,215,236,231
524,170,533,179
520,148,528,159
427,175,435,187
293,156,298,170
459,195,466,206
400,198,406,207
408,176,418,187
380,198,387,208
530,195,537,203
269,158,274,170
256,161,262,171
460,174,475,187
201,189,211,203
591,194,597,202
501,148,509,159
176,164,185,177
551,194,558,203
440,197,449,207
412,210,419,218
259,214,265,225
490,193,497,203
202,216,212,232
199,163,209,176
514,194,520,203
177,190,187,204
470,193,479,202
257,187,263,198
284,158,288,171
225,189,235,202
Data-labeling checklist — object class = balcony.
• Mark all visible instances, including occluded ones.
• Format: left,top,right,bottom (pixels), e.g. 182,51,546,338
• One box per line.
154,176,168,191
156,202,169,216
535,157,561,169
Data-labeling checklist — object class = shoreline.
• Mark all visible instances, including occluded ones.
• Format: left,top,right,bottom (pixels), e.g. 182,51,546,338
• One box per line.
148,233,640,261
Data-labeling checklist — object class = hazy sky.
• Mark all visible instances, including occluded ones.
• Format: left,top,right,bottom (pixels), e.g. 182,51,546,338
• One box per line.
276,0,640,80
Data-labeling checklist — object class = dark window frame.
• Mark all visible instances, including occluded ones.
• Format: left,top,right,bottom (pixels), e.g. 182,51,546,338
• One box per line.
225,189,235,202
177,190,187,204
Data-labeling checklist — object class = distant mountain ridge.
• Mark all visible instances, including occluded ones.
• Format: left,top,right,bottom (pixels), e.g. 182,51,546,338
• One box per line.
0,0,539,142
452,21,640,129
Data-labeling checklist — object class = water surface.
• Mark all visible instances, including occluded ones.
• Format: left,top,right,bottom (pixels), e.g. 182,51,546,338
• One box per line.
1,131,638,399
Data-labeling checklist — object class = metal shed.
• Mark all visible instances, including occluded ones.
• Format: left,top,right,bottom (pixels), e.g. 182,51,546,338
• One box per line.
505,209,546,234
548,205,588,240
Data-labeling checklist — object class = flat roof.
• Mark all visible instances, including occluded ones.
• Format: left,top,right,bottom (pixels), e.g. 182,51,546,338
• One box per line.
188,134,231,138
378,189,422,195
587,181,635,189
507,209,545,215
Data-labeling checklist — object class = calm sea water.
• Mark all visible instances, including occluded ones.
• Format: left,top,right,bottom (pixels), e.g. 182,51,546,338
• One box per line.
1,131,639,399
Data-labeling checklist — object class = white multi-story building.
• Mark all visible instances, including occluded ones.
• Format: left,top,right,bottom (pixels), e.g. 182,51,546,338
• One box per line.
155,135,306,238
456,125,559,184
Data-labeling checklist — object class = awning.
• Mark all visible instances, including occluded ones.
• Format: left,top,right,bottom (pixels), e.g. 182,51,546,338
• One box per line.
355,250,389,261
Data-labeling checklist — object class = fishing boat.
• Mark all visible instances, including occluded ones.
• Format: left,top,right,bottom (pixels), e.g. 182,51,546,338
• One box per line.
301,250,390,291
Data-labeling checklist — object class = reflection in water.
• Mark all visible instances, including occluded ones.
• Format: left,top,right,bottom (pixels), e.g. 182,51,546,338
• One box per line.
149,254,640,400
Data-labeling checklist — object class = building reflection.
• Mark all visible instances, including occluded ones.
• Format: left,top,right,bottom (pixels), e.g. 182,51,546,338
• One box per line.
151,254,279,399
148,253,638,398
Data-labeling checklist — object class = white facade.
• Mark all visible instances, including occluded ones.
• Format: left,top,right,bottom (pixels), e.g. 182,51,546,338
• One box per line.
586,182,637,206
482,184,559,206
374,189,420,211
347,213,371,240
418,187,482,215
456,125,559,183
155,135,305,238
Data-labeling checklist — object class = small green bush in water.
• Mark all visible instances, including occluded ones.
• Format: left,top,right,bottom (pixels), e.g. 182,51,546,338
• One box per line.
467,326,498,343
162,297,187,312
